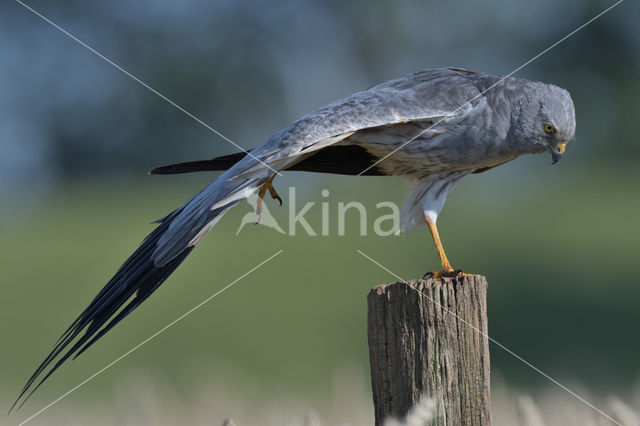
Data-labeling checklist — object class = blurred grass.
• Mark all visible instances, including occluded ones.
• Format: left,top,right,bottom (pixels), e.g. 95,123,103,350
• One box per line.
1,159,639,419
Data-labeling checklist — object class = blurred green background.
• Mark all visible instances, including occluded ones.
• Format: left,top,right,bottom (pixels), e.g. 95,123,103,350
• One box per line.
1,0,639,423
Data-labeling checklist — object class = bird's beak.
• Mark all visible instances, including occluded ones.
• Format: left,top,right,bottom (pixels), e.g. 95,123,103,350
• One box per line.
550,142,567,165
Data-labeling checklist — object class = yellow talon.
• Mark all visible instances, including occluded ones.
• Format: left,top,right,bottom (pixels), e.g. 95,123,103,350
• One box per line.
255,178,282,222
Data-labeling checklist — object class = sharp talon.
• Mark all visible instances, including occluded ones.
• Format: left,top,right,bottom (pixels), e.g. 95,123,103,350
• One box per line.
425,268,466,279
255,178,282,219
266,181,282,205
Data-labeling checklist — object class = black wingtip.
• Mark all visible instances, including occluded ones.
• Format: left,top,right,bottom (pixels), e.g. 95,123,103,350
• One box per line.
148,166,168,175
12,208,193,412
149,154,248,175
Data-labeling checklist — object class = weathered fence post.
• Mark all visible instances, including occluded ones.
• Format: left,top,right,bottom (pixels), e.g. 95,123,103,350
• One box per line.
367,275,491,425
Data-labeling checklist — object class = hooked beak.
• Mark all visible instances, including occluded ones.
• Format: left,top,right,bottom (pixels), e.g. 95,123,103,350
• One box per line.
550,142,567,165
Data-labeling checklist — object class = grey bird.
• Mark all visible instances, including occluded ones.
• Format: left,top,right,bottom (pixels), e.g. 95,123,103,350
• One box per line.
13,67,575,410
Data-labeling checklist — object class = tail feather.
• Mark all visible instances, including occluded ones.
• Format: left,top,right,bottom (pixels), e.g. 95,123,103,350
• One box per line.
11,208,193,412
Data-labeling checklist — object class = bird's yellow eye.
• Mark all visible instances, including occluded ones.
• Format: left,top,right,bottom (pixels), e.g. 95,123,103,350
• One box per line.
543,124,555,134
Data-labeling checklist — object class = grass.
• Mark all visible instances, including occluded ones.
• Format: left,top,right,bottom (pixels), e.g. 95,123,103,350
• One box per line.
4,371,638,425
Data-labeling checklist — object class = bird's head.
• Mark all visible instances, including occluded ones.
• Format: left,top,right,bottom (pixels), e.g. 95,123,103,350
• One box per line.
532,84,576,164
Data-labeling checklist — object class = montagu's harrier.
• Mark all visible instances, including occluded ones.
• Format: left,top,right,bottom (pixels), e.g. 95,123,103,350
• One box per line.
13,67,575,409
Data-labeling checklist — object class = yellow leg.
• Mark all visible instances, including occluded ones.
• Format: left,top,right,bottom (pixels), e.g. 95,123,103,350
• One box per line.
255,177,283,221
424,214,466,278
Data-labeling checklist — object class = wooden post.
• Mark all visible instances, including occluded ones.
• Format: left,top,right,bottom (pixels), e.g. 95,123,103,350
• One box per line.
367,275,491,425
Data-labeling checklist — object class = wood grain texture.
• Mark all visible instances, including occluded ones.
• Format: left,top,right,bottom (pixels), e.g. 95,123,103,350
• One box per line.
367,275,491,425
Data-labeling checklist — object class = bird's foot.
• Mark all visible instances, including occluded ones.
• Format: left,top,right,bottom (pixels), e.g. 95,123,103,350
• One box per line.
422,268,472,279
266,182,283,206
255,180,283,223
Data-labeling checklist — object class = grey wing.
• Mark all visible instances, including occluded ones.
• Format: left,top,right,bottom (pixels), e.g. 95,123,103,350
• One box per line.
152,68,484,265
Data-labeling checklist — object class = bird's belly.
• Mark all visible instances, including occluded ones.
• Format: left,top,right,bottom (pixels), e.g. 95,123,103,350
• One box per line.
361,137,517,178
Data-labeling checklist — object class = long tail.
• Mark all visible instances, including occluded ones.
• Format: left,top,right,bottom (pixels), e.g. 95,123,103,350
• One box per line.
11,208,194,412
